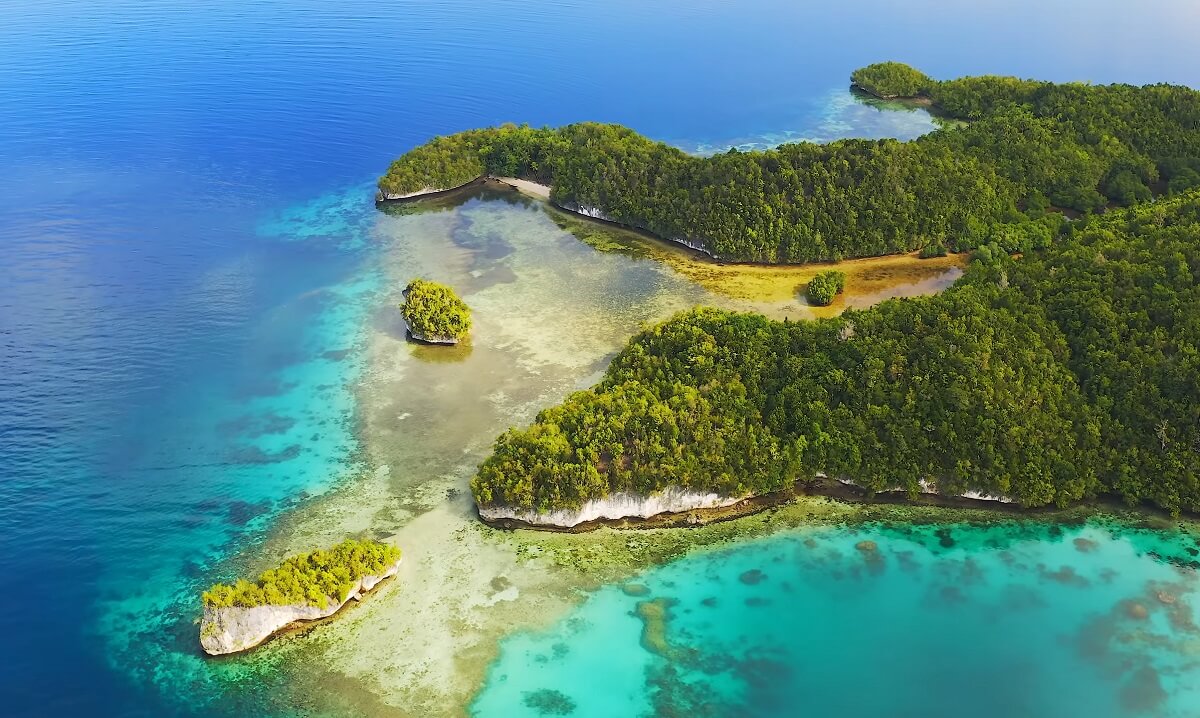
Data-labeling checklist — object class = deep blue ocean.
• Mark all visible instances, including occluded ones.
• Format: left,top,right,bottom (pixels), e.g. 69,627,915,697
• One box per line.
4,1,1200,715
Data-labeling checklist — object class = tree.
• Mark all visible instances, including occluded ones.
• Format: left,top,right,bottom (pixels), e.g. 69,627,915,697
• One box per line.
806,271,846,306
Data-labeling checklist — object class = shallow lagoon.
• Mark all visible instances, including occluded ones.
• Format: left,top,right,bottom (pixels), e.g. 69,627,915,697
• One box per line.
206,187,1198,717
474,521,1200,717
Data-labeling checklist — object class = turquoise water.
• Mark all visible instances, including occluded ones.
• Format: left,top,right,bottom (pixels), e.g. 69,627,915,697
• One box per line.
5,0,1200,715
474,521,1200,717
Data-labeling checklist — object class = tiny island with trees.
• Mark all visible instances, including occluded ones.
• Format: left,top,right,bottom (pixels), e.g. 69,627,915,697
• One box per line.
200,539,401,655
401,278,472,344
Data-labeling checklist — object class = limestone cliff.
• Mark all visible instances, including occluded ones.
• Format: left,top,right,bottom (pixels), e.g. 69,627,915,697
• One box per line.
478,487,742,529
199,558,401,655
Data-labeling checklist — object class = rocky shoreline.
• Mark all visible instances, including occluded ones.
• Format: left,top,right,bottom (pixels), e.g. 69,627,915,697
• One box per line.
199,557,402,656
375,176,722,260
405,324,460,345
375,177,485,202
478,488,746,530
849,83,935,105
476,478,1028,533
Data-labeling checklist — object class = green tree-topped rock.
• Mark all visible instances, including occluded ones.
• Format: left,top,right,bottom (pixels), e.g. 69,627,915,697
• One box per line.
202,539,401,610
850,62,935,98
401,278,472,344
806,270,846,306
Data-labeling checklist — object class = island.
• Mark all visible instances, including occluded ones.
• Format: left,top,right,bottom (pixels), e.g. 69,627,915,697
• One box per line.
471,188,1200,527
850,61,934,100
401,278,472,345
805,270,845,306
378,63,1200,265
200,539,401,655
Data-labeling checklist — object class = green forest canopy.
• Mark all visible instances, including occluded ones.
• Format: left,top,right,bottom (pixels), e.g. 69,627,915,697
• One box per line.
379,64,1200,263
471,190,1200,515
202,539,401,609
402,278,472,340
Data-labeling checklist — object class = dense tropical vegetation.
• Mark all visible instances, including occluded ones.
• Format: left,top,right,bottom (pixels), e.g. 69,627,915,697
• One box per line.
850,61,934,98
202,540,401,610
401,278,472,341
472,190,1200,515
380,64,1200,263
806,270,846,306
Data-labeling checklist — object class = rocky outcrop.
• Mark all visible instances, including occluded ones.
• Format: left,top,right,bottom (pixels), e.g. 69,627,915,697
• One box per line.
478,488,743,529
199,558,401,656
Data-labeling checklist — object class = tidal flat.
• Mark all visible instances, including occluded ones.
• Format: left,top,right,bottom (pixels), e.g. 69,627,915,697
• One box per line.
205,185,1200,716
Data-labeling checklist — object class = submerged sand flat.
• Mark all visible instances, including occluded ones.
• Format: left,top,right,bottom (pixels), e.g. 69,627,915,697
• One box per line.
537,192,966,318
220,186,984,715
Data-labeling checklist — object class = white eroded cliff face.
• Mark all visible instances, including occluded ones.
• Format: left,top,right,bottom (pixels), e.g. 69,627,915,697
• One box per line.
478,488,742,528
199,558,401,656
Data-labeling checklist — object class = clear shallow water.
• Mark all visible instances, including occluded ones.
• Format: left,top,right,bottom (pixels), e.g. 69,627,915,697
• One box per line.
474,522,1200,717
4,0,1200,716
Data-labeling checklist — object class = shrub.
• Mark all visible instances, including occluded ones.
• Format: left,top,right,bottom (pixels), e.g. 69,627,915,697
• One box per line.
919,239,948,258
806,270,846,306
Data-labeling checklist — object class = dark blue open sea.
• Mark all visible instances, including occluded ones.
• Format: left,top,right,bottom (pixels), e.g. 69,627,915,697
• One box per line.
3,1,1200,716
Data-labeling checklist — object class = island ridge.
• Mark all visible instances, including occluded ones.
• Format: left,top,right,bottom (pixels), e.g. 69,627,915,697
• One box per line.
379,63,1200,264
469,182,1200,526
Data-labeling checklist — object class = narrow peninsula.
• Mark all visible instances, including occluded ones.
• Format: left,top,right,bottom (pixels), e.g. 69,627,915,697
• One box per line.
401,278,472,345
200,539,401,655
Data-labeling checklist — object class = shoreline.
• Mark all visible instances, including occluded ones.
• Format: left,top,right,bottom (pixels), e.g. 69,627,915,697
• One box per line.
478,478,1200,533
404,323,460,345
376,176,969,271
849,83,935,106
475,478,1031,533
376,175,723,260
375,177,485,202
